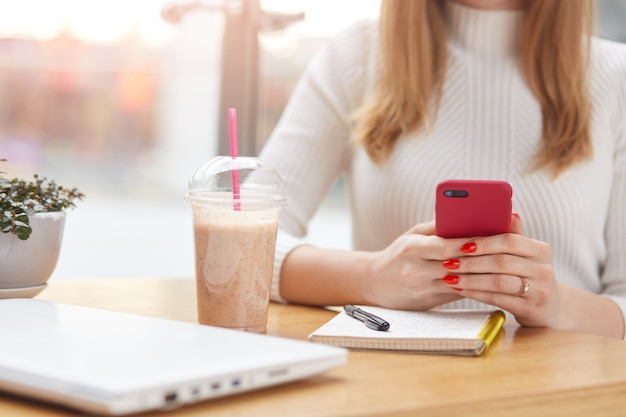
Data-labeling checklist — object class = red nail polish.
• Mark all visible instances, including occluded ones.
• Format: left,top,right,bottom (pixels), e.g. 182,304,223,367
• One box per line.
451,287,462,291
442,275,460,285
443,259,460,270
460,242,477,253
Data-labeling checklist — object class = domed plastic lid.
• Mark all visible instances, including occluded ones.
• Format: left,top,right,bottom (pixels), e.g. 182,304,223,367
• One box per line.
185,156,286,209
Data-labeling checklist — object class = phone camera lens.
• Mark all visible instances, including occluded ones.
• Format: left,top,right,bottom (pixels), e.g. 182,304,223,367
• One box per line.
443,190,454,197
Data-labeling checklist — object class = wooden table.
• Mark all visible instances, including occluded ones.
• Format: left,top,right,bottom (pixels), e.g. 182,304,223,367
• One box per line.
2,279,626,416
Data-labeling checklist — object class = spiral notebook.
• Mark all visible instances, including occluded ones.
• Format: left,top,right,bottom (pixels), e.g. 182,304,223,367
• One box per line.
308,307,505,356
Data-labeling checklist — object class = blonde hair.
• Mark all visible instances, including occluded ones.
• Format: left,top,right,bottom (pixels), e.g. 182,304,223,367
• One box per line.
353,0,594,177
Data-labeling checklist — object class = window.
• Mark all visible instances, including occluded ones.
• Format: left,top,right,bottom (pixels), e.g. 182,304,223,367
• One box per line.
0,0,377,279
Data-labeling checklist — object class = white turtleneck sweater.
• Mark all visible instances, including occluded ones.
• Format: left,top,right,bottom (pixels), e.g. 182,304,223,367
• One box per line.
260,2,626,334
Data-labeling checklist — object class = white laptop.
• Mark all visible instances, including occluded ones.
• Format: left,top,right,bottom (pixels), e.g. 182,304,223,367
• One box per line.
0,299,347,415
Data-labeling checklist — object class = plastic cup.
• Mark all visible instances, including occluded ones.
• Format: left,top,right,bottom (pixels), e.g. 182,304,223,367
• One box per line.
185,156,286,333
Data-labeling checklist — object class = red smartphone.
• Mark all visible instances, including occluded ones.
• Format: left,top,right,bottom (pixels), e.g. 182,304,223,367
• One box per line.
435,179,513,238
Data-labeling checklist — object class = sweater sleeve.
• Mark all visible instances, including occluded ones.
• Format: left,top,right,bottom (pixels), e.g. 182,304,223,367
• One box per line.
598,41,626,339
259,21,375,302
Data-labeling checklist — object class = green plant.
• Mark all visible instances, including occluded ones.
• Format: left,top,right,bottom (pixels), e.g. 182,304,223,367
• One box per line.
1,159,84,240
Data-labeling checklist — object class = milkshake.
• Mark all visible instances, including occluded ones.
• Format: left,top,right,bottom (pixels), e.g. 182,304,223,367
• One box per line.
193,209,279,332
186,156,286,333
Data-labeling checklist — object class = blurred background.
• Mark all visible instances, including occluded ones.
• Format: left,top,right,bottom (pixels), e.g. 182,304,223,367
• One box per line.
1,0,625,280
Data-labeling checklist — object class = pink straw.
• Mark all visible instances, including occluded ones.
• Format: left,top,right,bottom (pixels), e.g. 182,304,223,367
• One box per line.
228,108,241,211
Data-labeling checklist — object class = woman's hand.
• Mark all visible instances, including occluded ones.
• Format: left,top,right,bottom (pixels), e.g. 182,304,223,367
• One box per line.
362,221,465,310
438,214,562,327
281,215,622,337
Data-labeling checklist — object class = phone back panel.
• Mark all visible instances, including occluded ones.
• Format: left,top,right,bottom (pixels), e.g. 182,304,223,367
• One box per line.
435,179,512,238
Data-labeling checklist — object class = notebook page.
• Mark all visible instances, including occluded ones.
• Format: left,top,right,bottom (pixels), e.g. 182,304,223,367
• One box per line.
310,307,494,340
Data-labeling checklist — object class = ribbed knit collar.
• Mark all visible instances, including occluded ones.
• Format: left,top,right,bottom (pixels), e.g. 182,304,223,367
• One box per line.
445,1,525,57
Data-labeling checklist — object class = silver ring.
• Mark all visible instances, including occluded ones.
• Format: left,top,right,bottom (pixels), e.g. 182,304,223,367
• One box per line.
516,277,531,297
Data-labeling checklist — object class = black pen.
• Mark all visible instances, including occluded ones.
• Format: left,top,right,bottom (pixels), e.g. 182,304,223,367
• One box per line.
344,305,390,331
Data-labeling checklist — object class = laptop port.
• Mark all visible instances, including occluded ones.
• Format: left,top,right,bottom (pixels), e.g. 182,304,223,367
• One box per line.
163,392,178,404
269,369,288,377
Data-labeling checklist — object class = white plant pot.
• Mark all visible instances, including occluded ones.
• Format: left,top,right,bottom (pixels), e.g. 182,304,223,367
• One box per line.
0,211,66,297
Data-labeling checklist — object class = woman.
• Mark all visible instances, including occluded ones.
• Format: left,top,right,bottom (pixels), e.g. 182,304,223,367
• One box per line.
259,0,626,338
